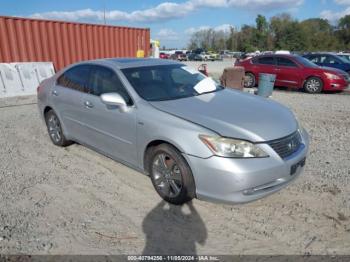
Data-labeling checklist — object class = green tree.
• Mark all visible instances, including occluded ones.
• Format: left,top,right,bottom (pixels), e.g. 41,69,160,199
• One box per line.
337,15,350,49
188,13,350,52
255,14,269,50
269,14,307,51
300,18,339,51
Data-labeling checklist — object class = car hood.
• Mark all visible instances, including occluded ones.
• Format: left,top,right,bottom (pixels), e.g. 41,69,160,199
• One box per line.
321,66,347,74
150,89,297,142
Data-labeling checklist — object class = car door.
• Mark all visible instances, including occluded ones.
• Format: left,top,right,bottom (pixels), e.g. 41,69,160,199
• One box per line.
78,65,138,166
256,56,276,75
51,65,91,141
275,57,302,88
321,55,344,70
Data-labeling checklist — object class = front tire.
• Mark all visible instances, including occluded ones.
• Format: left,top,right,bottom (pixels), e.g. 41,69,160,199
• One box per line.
45,110,72,147
147,144,196,205
304,77,323,93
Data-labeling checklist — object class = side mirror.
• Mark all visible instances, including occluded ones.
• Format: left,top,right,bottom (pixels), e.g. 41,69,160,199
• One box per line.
100,93,127,112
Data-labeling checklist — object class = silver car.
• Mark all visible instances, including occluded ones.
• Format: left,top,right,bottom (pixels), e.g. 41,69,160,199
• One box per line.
38,58,309,205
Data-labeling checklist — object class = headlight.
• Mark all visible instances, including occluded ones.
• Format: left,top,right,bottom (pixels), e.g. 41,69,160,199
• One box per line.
199,135,269,158
324,72,341,80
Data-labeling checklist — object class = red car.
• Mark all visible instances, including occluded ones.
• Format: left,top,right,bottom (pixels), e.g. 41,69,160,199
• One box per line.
159,52,170,59
236,54,349,93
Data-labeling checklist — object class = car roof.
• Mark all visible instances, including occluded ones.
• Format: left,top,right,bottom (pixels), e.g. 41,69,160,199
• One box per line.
73,58,182,69
252,54,298,59
306,52,337,56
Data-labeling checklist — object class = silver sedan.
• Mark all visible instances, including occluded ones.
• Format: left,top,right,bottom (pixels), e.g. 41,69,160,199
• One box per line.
37,58,309,205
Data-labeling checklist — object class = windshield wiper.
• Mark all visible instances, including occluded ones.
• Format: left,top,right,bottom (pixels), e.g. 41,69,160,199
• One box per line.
195,87,223,96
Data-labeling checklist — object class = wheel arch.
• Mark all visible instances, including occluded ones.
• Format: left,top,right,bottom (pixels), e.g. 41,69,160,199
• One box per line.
43,106,53,116
303,75,324,87
143,139,185,173
303,75,324,93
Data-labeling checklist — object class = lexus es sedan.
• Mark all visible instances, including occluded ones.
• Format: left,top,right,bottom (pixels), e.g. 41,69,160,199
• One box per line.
38,58,309,205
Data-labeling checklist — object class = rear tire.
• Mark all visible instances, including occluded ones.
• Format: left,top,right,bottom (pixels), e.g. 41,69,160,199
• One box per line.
244,72,256,88
45,110,72,147
304,77,323,93
147,144,196,205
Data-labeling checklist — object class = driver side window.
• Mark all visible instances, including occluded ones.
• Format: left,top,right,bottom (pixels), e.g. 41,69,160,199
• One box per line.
89,66,133,106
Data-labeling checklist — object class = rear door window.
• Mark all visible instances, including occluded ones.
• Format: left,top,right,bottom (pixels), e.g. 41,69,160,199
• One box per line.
276,57,298,67
323,55,340,64
258,56,275,65
57,65,91,93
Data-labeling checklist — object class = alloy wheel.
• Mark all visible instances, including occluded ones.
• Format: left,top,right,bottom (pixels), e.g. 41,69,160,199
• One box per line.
47,114,62,143
306,79,321,92
244,74,255,88
152,153,183,198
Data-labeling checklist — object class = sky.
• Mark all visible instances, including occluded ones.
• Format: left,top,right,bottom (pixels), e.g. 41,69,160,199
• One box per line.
1,0,350,48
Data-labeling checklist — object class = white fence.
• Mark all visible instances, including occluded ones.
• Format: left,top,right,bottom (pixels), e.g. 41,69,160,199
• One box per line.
0,62,55,98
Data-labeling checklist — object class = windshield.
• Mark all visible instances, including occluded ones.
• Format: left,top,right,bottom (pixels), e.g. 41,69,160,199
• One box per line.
295,56,319,68
338,54,350,61
122,65,223,101
336,55,350,63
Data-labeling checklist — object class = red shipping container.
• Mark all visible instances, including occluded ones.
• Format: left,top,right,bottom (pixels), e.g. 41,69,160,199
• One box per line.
0,16,150,71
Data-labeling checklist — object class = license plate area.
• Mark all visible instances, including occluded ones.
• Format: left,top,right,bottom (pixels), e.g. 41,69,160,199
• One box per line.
290,157,306,176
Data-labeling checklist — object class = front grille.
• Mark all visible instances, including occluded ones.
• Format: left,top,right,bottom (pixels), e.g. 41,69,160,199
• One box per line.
267,131,302,159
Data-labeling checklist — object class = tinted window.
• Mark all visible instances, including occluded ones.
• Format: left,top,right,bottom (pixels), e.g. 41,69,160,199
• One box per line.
251,57,258,64
89,66,133,106
258,56,275,65
336,55,350,63
339,54,350,61
295,56,319,68
322,55,339,64
122,65,223,101
307,55,319,63
276,57,297,67
57,65,91,93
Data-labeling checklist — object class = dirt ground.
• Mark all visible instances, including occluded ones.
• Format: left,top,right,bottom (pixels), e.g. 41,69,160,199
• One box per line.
0,91,349,255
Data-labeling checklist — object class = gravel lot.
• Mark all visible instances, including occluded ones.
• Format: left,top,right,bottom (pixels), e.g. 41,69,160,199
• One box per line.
182,60,234,80
0,90,349,255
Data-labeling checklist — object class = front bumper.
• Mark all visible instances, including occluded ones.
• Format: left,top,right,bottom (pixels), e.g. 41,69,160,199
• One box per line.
324,78,348,91
184,129,310,204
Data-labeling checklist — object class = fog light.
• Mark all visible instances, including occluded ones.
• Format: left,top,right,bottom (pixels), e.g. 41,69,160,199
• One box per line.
331,84,340,88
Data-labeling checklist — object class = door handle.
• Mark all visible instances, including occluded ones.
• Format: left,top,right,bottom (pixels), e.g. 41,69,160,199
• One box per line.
84,100,94,108
52,90,58,96
274,68,281,71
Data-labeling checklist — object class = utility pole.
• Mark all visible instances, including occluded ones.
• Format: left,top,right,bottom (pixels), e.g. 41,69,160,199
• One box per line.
103,1,106,25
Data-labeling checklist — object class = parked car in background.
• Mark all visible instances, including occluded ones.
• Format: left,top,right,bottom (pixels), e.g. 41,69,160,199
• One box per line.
38,58,309,205
187,53,204,61
193,48,206,54
170,51,187,61
236,54,349,93
207,51,220,61
159,52,170,59
303,53,350,74
202,53,213,61
220,50,240,59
